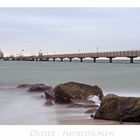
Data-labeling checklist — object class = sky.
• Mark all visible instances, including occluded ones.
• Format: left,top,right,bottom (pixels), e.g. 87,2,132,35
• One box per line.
0,8,140,56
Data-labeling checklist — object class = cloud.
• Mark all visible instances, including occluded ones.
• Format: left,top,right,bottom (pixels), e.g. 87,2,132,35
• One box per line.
0,8,140,55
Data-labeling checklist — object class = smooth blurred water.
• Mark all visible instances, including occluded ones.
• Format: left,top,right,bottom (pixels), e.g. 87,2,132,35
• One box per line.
0,60,140,93
0,60,140,124
0,88,88,125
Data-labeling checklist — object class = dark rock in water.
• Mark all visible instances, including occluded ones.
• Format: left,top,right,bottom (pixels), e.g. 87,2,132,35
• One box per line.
91,114,94,119
45,86,55,100
94,94,140,122
28,84,50,92
54,82,103,104
44,100,55,106
40,95,45,99
85,107,99,114
17,83,51,93
17,84,32,88
17,83,49,91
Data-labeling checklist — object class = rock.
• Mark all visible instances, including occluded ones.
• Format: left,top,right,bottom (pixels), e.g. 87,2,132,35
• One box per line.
44,100,55,106
54,82,103,104
40,95,45,98
91,114,94,119
28,84,50,92
94,94,140,122
85,107,99,114
17,83,52,93
44,86,55,100
17,84,32,88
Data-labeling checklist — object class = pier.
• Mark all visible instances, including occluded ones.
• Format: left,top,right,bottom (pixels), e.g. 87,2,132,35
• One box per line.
3,50,140,63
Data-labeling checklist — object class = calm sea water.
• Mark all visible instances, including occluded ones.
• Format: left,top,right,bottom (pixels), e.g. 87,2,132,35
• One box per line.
0,60,140,124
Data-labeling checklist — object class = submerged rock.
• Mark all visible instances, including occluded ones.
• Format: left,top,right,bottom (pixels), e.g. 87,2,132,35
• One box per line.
17,84,32,88
85,107,99,114
28,84,50,92
44,100,55,106
54,82,103,104
94,94,140,122
40,95,45,99
91,114,94,119
17,83,52,93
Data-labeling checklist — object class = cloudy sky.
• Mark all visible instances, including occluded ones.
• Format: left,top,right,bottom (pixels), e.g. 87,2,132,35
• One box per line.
0,8,140,56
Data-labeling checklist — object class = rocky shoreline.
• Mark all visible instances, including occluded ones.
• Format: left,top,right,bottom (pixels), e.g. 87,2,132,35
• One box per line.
17,82,140,124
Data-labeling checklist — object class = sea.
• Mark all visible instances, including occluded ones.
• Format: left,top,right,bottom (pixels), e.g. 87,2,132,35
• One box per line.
0,60,140,124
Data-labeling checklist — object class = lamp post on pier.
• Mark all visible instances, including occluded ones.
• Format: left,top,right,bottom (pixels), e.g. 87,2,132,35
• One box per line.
96,47,99,53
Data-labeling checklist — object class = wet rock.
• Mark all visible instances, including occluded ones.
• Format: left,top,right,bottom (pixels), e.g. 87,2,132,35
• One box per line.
40,95,45,99
28,84,50,92
54,82,103,104
91,114,94,119
94,94,140,122
45,86,55,100
85,107,99,114
17,84,32,88
17,83,51,93
44,100,55,106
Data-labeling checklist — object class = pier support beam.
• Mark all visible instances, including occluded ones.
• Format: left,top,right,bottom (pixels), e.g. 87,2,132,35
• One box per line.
53,58,56,62
92,57,98,63
80,57,84,62
128,56,137,63
107,57,115,63
109,57,113,63
60,58,63,62
93,57,96,63
130,57,133,63
69,58,73,62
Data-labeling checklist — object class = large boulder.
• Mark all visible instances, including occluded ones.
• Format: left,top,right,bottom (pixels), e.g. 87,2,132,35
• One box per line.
54,82,103,104
94,94,140,122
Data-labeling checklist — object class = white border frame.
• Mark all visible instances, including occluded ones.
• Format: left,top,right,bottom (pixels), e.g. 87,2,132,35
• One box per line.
0,0,140,7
